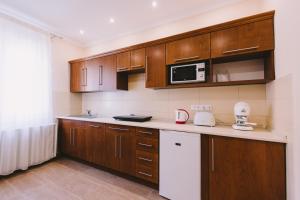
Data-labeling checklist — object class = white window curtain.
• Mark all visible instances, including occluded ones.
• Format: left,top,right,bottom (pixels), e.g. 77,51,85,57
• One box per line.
0,16,55,175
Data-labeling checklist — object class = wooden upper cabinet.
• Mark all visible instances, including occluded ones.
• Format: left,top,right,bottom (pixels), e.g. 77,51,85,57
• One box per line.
117,51,131,72
99,55,117,91
211,19,274,58
166,34,210,65
146,44,167,88
204,135,286,200
130,48,145,70
85,58,102,92
70,61,86,92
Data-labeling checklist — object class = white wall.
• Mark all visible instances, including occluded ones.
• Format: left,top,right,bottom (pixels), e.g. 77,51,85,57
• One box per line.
83,0,299,199
52,38,84,116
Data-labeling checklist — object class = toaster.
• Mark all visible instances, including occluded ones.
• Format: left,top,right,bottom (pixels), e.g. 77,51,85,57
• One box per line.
193,111,216,127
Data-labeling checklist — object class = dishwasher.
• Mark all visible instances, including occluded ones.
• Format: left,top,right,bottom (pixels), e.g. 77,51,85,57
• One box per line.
159,130,201,200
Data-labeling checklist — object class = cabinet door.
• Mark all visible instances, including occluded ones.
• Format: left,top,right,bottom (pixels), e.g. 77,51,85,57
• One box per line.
70,61,86,92
146,44,167,88
100,55,117,91
130,48,145,70
208,136,286,200
105,126,120,171
86,122,106,165
85,58,101,92
166,34,210,65
60,120,75,156
73,122,88,160
119,127,136,175
117,51,131,72
211,19,274,58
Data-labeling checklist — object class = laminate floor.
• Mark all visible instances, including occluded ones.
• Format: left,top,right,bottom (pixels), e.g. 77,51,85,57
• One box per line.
0,158,166,200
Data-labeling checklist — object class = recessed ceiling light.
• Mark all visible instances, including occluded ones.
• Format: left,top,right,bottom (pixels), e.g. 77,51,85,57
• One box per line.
79,30,85,35
109,18,115,23
152,1,157,7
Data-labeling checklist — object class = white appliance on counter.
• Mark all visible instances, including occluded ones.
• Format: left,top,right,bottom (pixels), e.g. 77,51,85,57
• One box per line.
159,130,200,200
192,104,216,127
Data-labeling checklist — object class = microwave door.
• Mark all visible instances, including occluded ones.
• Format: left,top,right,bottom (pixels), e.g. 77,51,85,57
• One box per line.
172,65,197,84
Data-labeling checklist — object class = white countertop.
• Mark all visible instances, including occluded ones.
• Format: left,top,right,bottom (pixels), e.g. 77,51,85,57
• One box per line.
57,116,287,143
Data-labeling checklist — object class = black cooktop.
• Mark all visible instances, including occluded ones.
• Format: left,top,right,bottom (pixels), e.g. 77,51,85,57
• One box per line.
113,114,152,122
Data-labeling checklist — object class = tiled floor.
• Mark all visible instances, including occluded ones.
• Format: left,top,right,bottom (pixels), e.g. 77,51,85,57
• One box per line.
0,158,166,200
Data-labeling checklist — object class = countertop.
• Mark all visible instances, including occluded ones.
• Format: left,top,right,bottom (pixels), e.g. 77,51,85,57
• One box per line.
57,116,287,143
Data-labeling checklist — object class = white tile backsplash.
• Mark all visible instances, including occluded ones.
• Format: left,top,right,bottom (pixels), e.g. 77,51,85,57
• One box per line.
82,73,268,127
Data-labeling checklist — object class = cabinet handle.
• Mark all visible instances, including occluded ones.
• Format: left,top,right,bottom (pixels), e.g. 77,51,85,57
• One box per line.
138,171,152,177
69,128,72,145
114,135,118,158
223,46,259,54
138,143,153,148
117,67,129,71
211,138,215,172
131,65,144,69
73,128,76,146
109,127,129,131
89,125,100,128
99,65,103,86
138,130,153,135
85,68,88,86
145,56,149,82
175,56,199,63
137,157,153,162
119,136,122,158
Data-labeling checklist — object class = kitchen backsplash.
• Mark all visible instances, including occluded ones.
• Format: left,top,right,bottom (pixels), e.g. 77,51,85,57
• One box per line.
82,73,268,128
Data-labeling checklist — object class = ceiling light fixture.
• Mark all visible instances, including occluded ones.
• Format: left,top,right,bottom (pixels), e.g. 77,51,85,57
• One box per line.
152,1,157,7
109,18,115,23
79,30,85,35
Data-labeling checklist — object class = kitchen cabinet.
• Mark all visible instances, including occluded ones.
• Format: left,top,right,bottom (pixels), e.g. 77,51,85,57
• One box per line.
70,61,86,92
86,122,106,165
145,44,167,88
105,124,136,175
135,127,159,184
117,51,131,72
59,120,87,160
85,58,102,92
130,48,145,70
202,135,286,200
211,19,274,58
166,34,210,65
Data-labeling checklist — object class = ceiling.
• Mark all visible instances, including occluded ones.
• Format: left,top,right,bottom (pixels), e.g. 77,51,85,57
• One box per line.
0,0,240,46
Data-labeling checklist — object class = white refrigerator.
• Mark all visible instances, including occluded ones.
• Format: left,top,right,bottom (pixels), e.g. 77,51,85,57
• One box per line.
159,130,201,200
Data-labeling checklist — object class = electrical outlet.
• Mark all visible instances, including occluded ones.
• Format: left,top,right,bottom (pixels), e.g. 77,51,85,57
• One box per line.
191,104,213,111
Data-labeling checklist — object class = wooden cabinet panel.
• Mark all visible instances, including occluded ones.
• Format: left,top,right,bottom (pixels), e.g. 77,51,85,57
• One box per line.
105,124,135,175
85,58,102,92
86,122,106,165
70,61,86,92
117,51,131,72
130,48,145,70
145,44,167,88
204,136,286,200
73,123,88,160
99,55,117,91
166,34,210,65
135,127,159,139
211,19,274,58
60,120,76,156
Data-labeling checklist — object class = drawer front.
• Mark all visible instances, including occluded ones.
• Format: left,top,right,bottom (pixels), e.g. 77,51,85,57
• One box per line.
136,137,158,153
105,124,133,133
136,127,159,139
136,164,158,184
136,150,158,168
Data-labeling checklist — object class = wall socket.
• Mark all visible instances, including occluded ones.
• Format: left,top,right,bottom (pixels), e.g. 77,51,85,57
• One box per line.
191,104,213,111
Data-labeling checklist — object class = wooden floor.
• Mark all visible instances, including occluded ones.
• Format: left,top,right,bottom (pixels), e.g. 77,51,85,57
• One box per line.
0,158,166,200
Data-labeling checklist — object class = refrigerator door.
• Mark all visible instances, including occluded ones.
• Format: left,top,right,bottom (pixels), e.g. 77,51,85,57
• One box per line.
159,130,201,200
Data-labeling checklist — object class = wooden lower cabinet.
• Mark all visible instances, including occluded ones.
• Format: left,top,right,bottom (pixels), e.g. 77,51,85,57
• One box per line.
201,135,286,200
105,124,136,175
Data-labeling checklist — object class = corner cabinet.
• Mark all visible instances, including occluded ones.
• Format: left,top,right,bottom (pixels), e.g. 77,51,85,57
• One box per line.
201,135,286,200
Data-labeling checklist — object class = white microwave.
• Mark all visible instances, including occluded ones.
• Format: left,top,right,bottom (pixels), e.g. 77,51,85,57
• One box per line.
170,62,206,84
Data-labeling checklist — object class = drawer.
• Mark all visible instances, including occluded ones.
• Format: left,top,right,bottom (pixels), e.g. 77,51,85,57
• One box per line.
105,124,134,133
136,164,158,184
136,137,158,153
136,127,159,139
136,150,158,168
